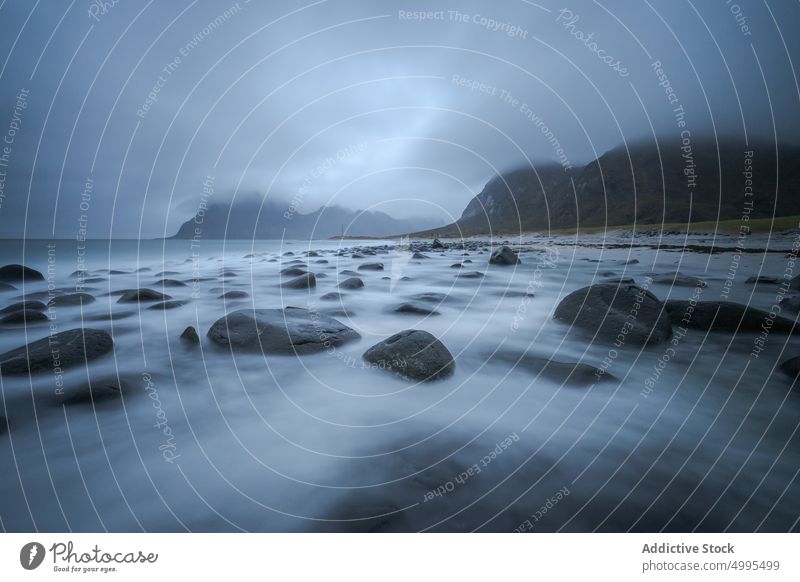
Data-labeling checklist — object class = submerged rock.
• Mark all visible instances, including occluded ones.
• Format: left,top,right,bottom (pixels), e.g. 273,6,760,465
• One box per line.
0,328,113,375
60,378,129,406
148,300,189,310
154,279,188,287
362,329,454,382
651,272,707,288
1,300,46,314
489,351,613,386
0,264,44,282
338,277,364,290
117,289,171,303
358,263,384,271
408,292,448,304
181,326,200,344
282,273,316,289
664,300,799,334
47,293,96,307
393,302,440,316
320,292,345,301
0,309,49,325
207,307,359,354
489,246,520,265
554,283,672,346
280,267,308,277
745,276,780,285
219,291,249,299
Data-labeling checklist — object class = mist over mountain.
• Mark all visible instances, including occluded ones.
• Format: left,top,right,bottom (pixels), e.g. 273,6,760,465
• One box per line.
170,198,443,240
414,139,800,236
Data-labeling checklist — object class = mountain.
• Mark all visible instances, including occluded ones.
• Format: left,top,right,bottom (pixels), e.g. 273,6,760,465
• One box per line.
413,139,800,236
170,198,440,239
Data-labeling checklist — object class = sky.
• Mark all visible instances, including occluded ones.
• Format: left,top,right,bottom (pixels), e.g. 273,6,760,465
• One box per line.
0,0,797,238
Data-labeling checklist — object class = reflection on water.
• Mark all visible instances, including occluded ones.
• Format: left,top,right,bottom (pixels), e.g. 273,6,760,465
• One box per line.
0,235,798,532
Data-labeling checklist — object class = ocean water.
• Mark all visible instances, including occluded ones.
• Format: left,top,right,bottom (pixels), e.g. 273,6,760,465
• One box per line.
0,233,798,532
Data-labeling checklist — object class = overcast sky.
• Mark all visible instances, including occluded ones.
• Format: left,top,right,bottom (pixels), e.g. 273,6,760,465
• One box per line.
0,0,797,238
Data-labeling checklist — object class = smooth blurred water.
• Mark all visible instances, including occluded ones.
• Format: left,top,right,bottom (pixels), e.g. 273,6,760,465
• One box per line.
0,233,798,532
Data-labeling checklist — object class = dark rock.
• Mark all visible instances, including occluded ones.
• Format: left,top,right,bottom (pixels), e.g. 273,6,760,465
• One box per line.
47,293,96,307
282,273,316,289
339,277,364,290
117,289,171,303
281,267,308,277
0,264,45,282
82,311,136,321
220,271,238,277
779,355,800,379
352,253,365,259
320,292,345,301
148,300,189,310
154,270,180,277
745,276,780,284
489,246,520,265
0,328,114,375
489,351,613,386
0,282,16,291
83,277,107,283
154,279,188,287
664,300,799,334
60,378,129,406
651,273,707,288
412,252,429,259
554,284,672,346
456,271,484,279
408,292,447,304
431,239,445,249
358,263,384,271
1,309,49,325
363,329,454,382
219,291,249,299
393,302,440,316
1,300,46,314
181,326,200,344
207,307,359,354
450,263,463,269
340,270,359,276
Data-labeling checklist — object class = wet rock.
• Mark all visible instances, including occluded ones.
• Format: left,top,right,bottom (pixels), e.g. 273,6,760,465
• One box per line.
47,293,96,307
456,271,484,279
320,292,345,301
207,307,359,354
83,277,107,284
1,309,49,325
651,272,707,288
281,267,308,277
554,283,672,346
148,300,189,310
358,263,384,271
340,270,359,277
664,300,799,334
352,253,365,259
450,263,463,269
60,378,130,406
412,252,429,259
432,239,445,249
489,246,520,266
154,279,187,287
393,302,440,316
339,277,364,290
489,351,613,386
0,282,16,291
408,292,447,304
83,311,136,321
745,276,780,284
0,264,45,282
363,329,454,382
219,291,249,299
181,326,200,344
282,273,316,289
0,328,114,375
1,300,46,314
117,289,171,303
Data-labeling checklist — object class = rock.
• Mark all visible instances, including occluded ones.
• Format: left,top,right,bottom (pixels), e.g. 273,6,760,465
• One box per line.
745,276,780,284
362,330,454,382
352,253,365,259
220,271,238,277
47,293,96,307
0,415,6,435
1,309,49,324
83,311,136,321
117,289,171,303
790,274,800,291
154,279,187,287
314,259,329,264
0,264,44,282
489,246,520,265
0,282,16,291
554,284,672,346
393,302,440,316
339,277,364,290
282,273,316,289
412,252,429,259
456,271,484,279
83,277,107,283
180,326,200,344
60,378,129,406
148,300,189,310
779,355,800,379
651,272,707,288
320,292,345,301
315,272,328,279
358,263,384,271
450,263,463,269
340,270,359,276
281,267,308,276
0,328,114,375
664,300,799,334
207,307,359,354
602,277,637,285
1,300,47,314
324,308,355,318
219,291,249,299
489,351,613,386
781,296,800,312
409,292,447,304
432,239,445,249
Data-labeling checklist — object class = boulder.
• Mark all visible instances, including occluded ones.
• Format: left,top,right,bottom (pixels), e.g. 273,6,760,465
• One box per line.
489,351,613,386
489,246,520,265
1,309,49,324
363,330,454,382
282,273,316,289
47,293,96,307
320,292,345,301
456,271,484,279
180,326,200,344
60,378,129,406
0,282,16,291
412,252,429,259
554,283,672,346
281,267,308,277
393,302,440,316
339,277,364,290
207,307,359,354
0,328,114,375
358,263,384,271
153,279,187,287
431,239,445,249
664,300,799,334
117,289,171,303
219,291,249,299
148,300,189,310
1,300,46,314
0,264,44,282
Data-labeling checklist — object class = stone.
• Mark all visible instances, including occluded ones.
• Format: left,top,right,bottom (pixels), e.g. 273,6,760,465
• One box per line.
363,329,454,382
339,277,364,290
181,326,200,344
0,328,114,375
664,300,799,334
0,264,44,282
282,273,316,289
489,246,520,265
117,289,171,303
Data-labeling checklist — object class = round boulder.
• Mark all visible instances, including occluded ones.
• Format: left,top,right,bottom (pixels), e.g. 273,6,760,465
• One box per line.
362,329,454,382
489,246,520,265
0,328,114,375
